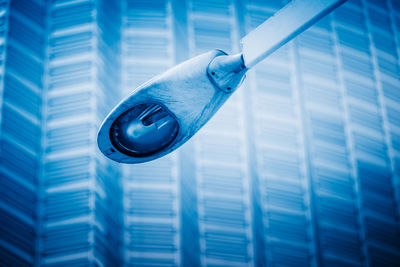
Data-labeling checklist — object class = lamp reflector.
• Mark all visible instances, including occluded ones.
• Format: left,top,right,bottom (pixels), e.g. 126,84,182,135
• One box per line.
109,103,179,156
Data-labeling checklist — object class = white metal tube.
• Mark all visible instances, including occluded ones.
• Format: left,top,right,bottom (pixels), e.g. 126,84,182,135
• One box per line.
241,0,347,69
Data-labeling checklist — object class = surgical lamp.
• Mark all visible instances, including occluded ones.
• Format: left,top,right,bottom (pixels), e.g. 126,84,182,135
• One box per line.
98,0,347,163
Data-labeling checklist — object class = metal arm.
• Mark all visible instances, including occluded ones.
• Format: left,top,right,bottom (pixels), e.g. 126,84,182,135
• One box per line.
241,0,347,69
208,0,347,92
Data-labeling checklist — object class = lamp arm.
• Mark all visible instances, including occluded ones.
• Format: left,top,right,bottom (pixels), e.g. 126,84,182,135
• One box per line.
241,0,347,69
207,0,347,94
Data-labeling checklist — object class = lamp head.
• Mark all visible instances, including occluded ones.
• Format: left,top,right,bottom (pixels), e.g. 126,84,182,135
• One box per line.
97,50,247,163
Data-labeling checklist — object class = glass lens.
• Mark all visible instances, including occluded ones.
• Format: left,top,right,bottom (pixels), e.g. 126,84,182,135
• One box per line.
110,103,179,156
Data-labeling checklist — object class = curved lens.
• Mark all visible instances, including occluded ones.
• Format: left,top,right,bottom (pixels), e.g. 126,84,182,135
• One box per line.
110,103,179,156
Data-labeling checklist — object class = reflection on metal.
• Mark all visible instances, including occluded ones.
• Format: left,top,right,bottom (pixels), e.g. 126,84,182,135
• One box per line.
98,0,347,163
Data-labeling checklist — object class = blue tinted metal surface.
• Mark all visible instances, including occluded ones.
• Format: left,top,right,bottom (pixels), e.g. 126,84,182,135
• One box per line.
0,0,399,266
